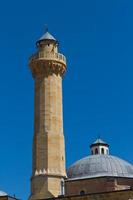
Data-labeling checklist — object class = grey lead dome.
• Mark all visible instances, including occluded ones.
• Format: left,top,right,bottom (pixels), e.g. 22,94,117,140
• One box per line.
67,154,133,180
0,191,7,196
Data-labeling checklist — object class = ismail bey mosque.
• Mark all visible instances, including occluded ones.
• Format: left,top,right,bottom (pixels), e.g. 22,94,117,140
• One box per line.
0,29,133,200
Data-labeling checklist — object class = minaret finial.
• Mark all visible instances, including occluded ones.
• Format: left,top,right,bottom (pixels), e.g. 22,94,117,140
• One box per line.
44,24,48,33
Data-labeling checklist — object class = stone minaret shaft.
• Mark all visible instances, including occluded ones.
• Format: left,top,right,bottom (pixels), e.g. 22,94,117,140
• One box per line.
29,31,66,200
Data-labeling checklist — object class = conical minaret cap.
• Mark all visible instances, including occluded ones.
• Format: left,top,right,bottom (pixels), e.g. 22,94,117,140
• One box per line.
39,31,56,41
36,29,58,45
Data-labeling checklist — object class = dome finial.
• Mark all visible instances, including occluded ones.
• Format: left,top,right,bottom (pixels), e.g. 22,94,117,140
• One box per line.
44,24,48,33
97,133,101,139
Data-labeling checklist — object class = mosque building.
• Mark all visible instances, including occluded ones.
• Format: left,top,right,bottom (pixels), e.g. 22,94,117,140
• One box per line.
27,29,133,200
0,28,133,200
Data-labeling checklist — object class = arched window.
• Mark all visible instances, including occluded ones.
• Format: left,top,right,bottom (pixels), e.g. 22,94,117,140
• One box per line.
60,179,65,195
95,148,98,154
101,148,104,154
80,190,85,195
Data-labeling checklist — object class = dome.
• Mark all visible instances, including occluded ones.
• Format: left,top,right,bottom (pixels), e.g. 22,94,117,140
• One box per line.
67,154,133,180
0,191,7,196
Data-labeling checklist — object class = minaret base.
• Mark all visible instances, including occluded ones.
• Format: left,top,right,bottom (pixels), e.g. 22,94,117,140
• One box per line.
29,175,65,200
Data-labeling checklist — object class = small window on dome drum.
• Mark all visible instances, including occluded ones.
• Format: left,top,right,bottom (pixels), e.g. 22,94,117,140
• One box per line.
95,148,98,154
101,148,104,154
80,190,85,195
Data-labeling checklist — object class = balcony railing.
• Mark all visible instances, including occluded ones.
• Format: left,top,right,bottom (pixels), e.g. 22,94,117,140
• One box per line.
30,52,66,65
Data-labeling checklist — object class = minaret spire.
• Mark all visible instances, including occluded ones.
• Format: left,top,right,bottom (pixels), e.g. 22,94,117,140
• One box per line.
29,29,66,200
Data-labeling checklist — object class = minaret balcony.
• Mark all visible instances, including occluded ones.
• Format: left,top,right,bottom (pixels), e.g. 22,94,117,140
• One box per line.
29,52,66,66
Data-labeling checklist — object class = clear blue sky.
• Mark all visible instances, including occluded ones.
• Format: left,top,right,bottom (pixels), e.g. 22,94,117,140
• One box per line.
0,0,133,199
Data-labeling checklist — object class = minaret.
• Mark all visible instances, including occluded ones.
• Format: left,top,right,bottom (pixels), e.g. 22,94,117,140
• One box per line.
29,29,67,200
